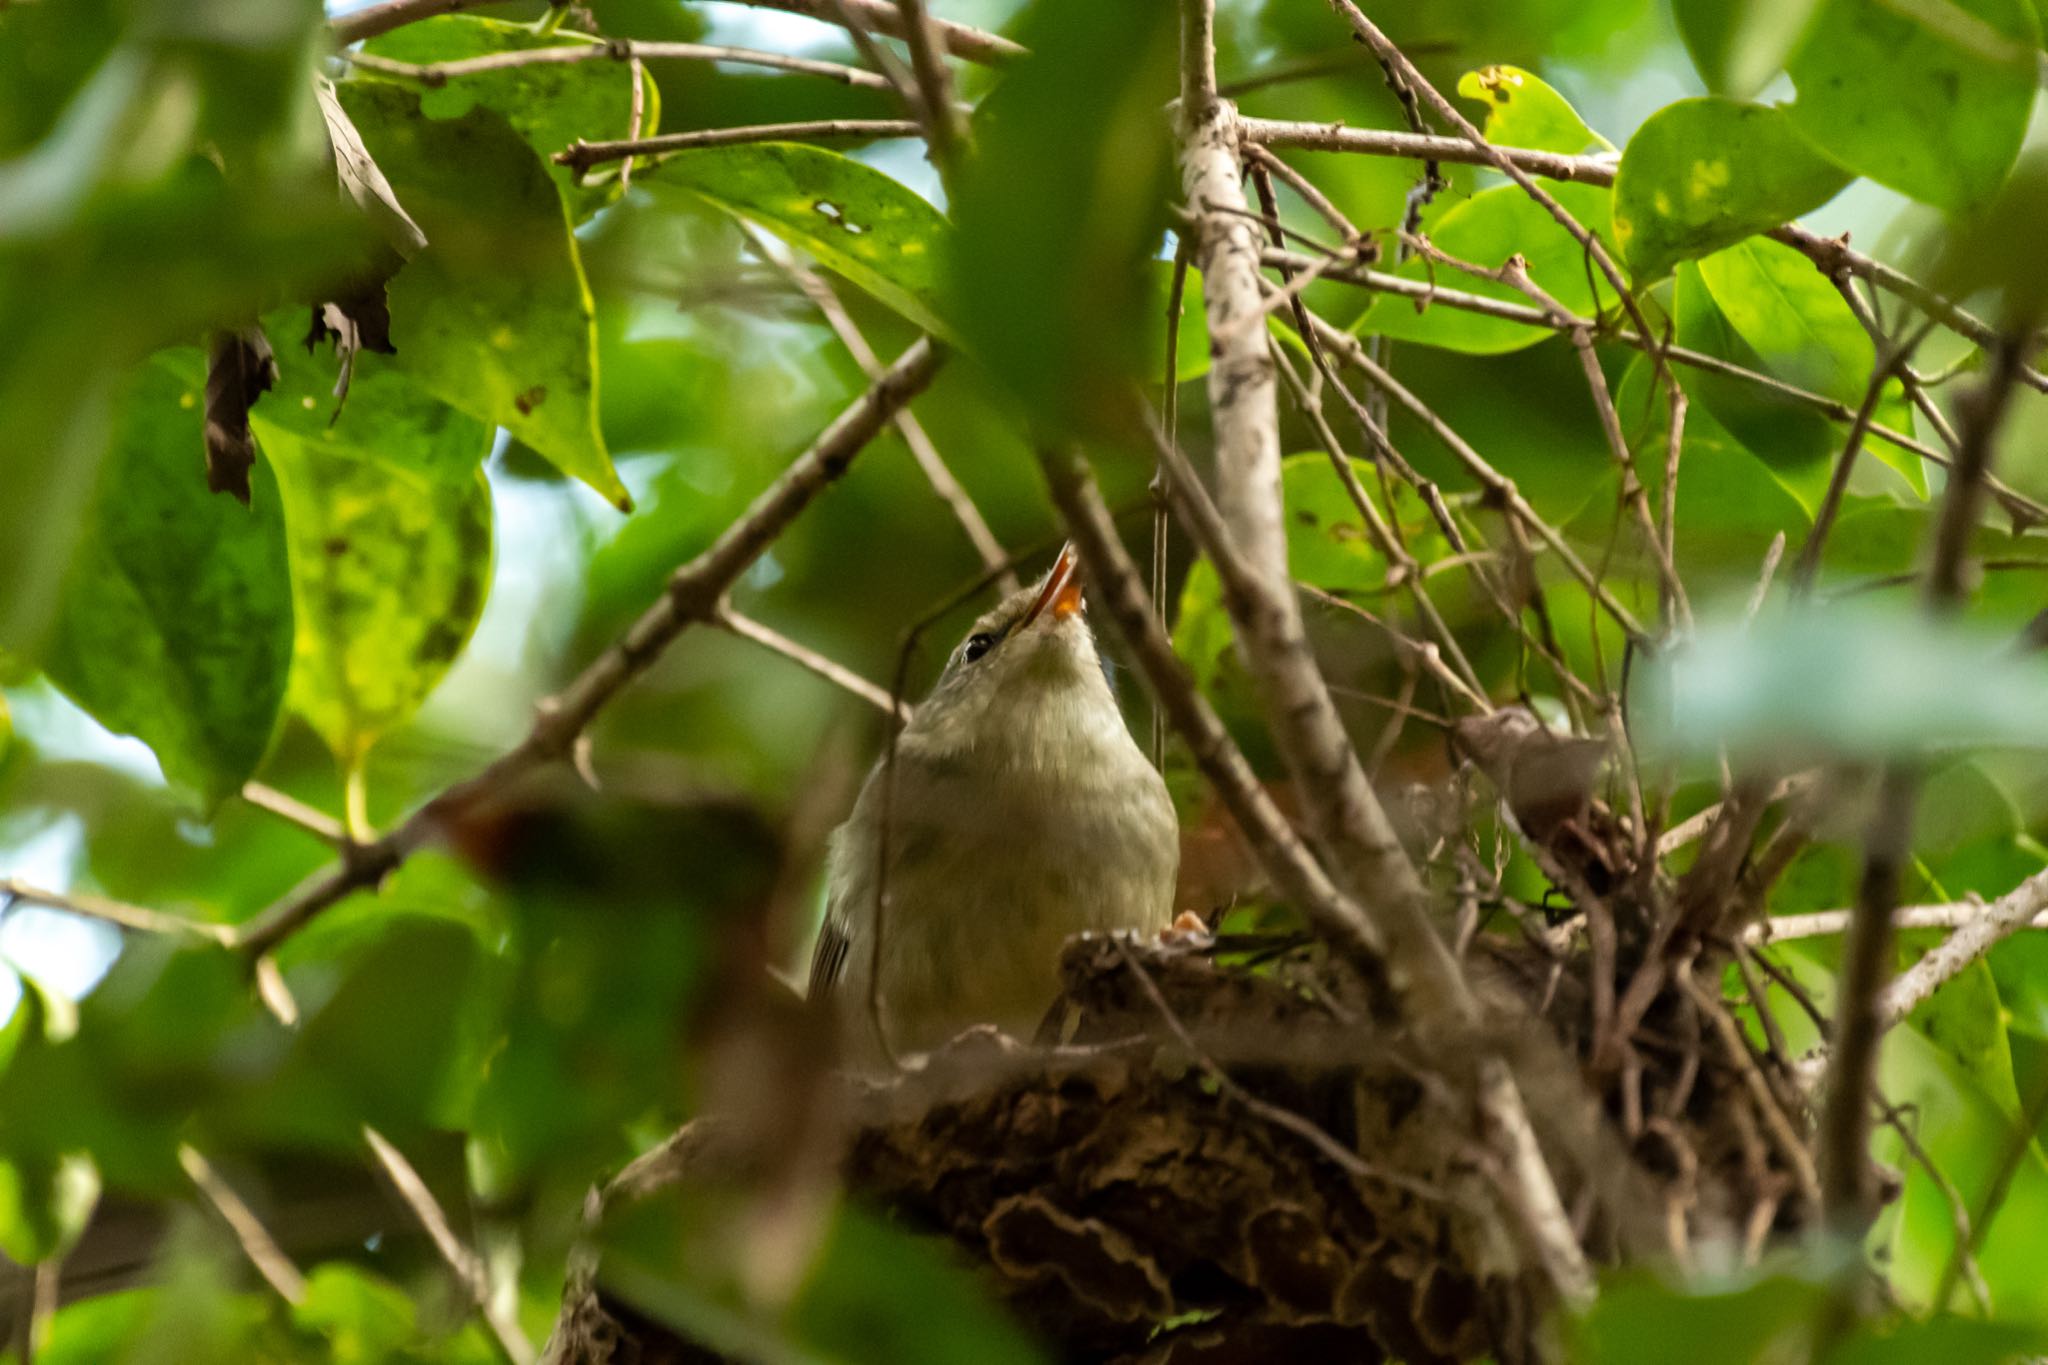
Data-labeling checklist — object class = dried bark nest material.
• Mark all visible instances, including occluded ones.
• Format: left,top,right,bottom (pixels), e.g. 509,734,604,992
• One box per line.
550,930,1824,1365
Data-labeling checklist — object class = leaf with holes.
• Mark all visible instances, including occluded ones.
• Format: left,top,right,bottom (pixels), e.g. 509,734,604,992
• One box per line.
45,358,294,810
1614,98,1849,282
337,80,627,509
651,141,953,339
1456,65,1613,155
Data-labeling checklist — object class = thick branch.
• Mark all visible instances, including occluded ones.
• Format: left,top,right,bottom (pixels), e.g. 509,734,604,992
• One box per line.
1177,11,1465,1015
231,339,942,960
1883,869,2048,1021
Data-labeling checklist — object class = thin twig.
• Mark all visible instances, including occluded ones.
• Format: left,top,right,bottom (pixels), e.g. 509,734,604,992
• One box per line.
892,0,965,167
1882,867,2048,1022
178,1145,307,1305
229,340,942,962
1240,118,2048,397
721,0,1024,64
364,1127,535,1365
340,40,894,90
0,878,233,944
556,120,921,172
241,782,351,847
714,606,903,717
1111,938,1444,1202
750,232,1014,590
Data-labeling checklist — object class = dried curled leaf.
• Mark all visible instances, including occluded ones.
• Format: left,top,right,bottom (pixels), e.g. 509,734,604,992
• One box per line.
202,325,278,503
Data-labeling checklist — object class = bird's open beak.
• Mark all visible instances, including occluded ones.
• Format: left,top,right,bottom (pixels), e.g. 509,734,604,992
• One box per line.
1017,543,1084,630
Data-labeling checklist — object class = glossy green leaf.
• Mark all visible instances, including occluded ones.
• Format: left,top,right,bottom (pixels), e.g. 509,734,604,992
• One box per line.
1907,955,2022,1118
293,1264,420,1363
1353,180,1613,353
949,0,1177,427
1456,65,1613,154
336,80,627,509
1692,240,1924,496
650,141,952,338
1613,98,1849,281
1674,0,1826,98
1787,0,2039,210
44,359,294,809
262,427,492,770
364,16,660,215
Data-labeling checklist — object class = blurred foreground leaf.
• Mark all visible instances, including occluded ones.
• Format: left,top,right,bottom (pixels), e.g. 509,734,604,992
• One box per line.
949,0,1176,430
1648,606,2048,763
1673,0,1825,98
1787,0,2038,211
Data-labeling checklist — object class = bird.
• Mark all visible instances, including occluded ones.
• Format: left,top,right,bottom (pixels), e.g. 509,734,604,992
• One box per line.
808,545,1180,1064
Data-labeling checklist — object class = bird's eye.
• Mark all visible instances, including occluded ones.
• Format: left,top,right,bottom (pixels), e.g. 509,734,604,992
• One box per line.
962,632,998,663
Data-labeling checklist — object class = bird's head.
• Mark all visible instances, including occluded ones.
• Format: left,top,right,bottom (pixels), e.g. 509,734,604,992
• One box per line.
908,545,1123,765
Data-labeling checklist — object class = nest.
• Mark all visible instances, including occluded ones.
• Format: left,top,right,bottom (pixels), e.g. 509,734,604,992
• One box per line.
548,913,1825,1365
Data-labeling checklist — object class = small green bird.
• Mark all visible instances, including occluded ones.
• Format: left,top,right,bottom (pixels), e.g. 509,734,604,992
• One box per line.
809,546,1180,1063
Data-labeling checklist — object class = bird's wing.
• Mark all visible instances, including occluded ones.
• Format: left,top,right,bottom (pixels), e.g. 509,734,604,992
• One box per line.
807,908,852,999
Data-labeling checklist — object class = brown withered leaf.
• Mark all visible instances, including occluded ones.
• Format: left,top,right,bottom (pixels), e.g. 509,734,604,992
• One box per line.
203,326,279,503
308,76,423,414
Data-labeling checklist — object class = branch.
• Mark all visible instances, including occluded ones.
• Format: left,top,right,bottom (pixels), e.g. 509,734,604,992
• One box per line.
1882,867,2048,1022
892,0,966,166
1257,254,2048,530
365,1126,535,1365
0,878,233,944
1240,118,2048,396
713,607,903,718
1820,333,2024,1230
1748,901,2048,943
750,232,1015,590
178,1145,307,1306
330,0,500,44
555,119,921,172
230,339,942,961
341,40,893,91
1298,308,1648,639
720,0,1024,65
241,782,351,847
1178,4,1460,1000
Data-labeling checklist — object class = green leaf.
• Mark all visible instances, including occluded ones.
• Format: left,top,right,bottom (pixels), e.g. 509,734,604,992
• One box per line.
0,1150,98,1265
45,359,294,809
1693,239,1924,496
336,80,628,509
1906,955,2022,1118
949,0,1177,428
260,308,494,482
262,428,492,770
1353,180,1614,354
1613,98,1849,281
1455,65,1613,154
1649,604,2048,763
1787,0,2039,211
292,1263,420,1363
364,16,659,217
650,142,952,338
1674,0,1826,98
1570,1265,1832,1364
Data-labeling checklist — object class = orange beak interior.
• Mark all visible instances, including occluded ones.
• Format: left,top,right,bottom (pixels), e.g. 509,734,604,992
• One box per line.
1019,543,1084,629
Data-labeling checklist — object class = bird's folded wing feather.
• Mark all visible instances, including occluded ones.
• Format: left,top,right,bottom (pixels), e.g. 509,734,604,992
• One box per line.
807,907,852,999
